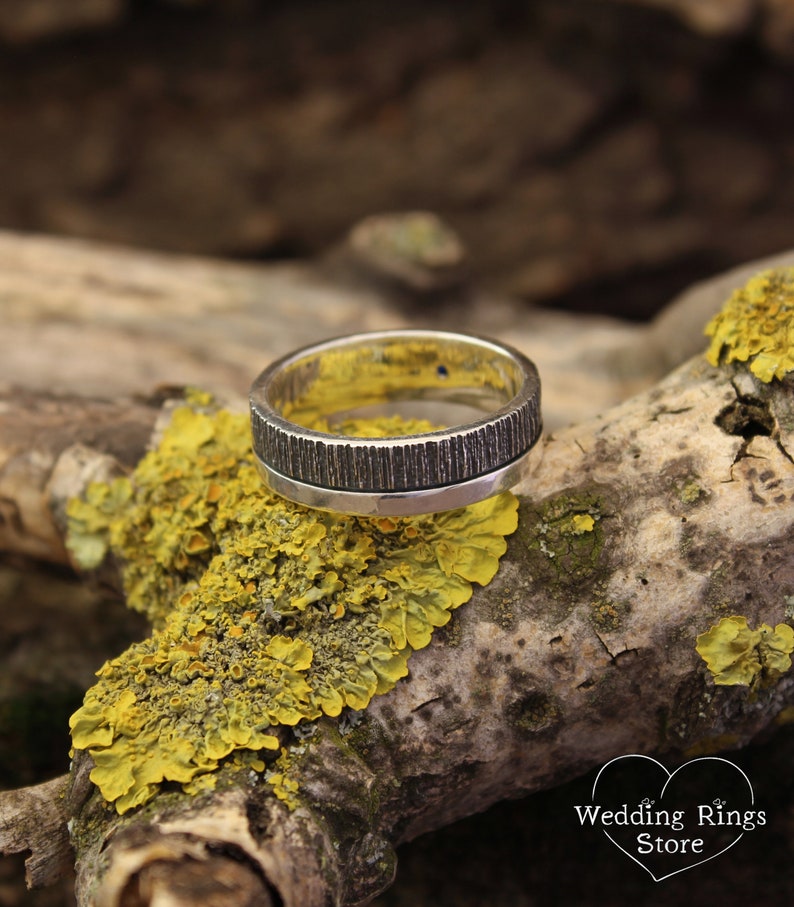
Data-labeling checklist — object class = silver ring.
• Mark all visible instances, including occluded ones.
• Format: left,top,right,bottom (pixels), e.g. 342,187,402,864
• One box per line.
249,330,541,515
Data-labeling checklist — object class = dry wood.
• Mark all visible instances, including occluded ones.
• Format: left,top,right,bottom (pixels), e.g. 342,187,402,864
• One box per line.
0,234,792,904
0,775,71,888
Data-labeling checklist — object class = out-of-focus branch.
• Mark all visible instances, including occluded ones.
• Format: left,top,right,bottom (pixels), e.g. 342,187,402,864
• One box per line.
0,390,159,566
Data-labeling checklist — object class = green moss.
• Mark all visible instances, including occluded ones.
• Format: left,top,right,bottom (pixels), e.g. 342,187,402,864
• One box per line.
340,714,380,759
705,267,794,382
696,615,794,687
66,403,517,813
678,478,706,505
522,491,605,588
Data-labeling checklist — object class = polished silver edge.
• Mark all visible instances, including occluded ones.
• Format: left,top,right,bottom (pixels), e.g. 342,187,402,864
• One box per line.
249,329,542,511
253,446,537,516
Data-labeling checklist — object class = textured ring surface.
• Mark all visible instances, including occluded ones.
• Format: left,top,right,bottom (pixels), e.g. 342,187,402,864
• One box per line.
249,330,541,515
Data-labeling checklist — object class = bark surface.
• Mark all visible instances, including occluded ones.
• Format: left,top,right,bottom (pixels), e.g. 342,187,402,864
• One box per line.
0,234,792,905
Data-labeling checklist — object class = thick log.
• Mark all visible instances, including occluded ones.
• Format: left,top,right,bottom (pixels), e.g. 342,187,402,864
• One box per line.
2,352,793,904
0,234,793,904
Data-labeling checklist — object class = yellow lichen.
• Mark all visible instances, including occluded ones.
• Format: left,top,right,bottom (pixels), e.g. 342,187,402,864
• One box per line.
266,747,303,810
695,615,794,687
67,403,517,813
570,514,595,534
704,268,794,382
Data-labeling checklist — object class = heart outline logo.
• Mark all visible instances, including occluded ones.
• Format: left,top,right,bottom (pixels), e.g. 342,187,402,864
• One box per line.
589,754,756,882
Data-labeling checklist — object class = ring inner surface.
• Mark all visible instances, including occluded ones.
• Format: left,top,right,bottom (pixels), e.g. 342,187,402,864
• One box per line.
267,336,522,435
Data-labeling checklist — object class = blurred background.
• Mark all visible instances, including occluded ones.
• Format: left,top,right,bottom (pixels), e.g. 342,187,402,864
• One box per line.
2,0,794,904
2,0,794,320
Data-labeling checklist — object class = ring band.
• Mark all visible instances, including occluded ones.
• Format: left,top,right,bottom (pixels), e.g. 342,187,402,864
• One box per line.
249,330,541,515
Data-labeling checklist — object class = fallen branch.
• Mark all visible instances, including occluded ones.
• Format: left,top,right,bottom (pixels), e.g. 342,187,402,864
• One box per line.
1,242,793,905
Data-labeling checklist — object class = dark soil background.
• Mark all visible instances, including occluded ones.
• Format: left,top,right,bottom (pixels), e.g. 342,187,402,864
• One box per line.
2,0,794,319
1,1,794,905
